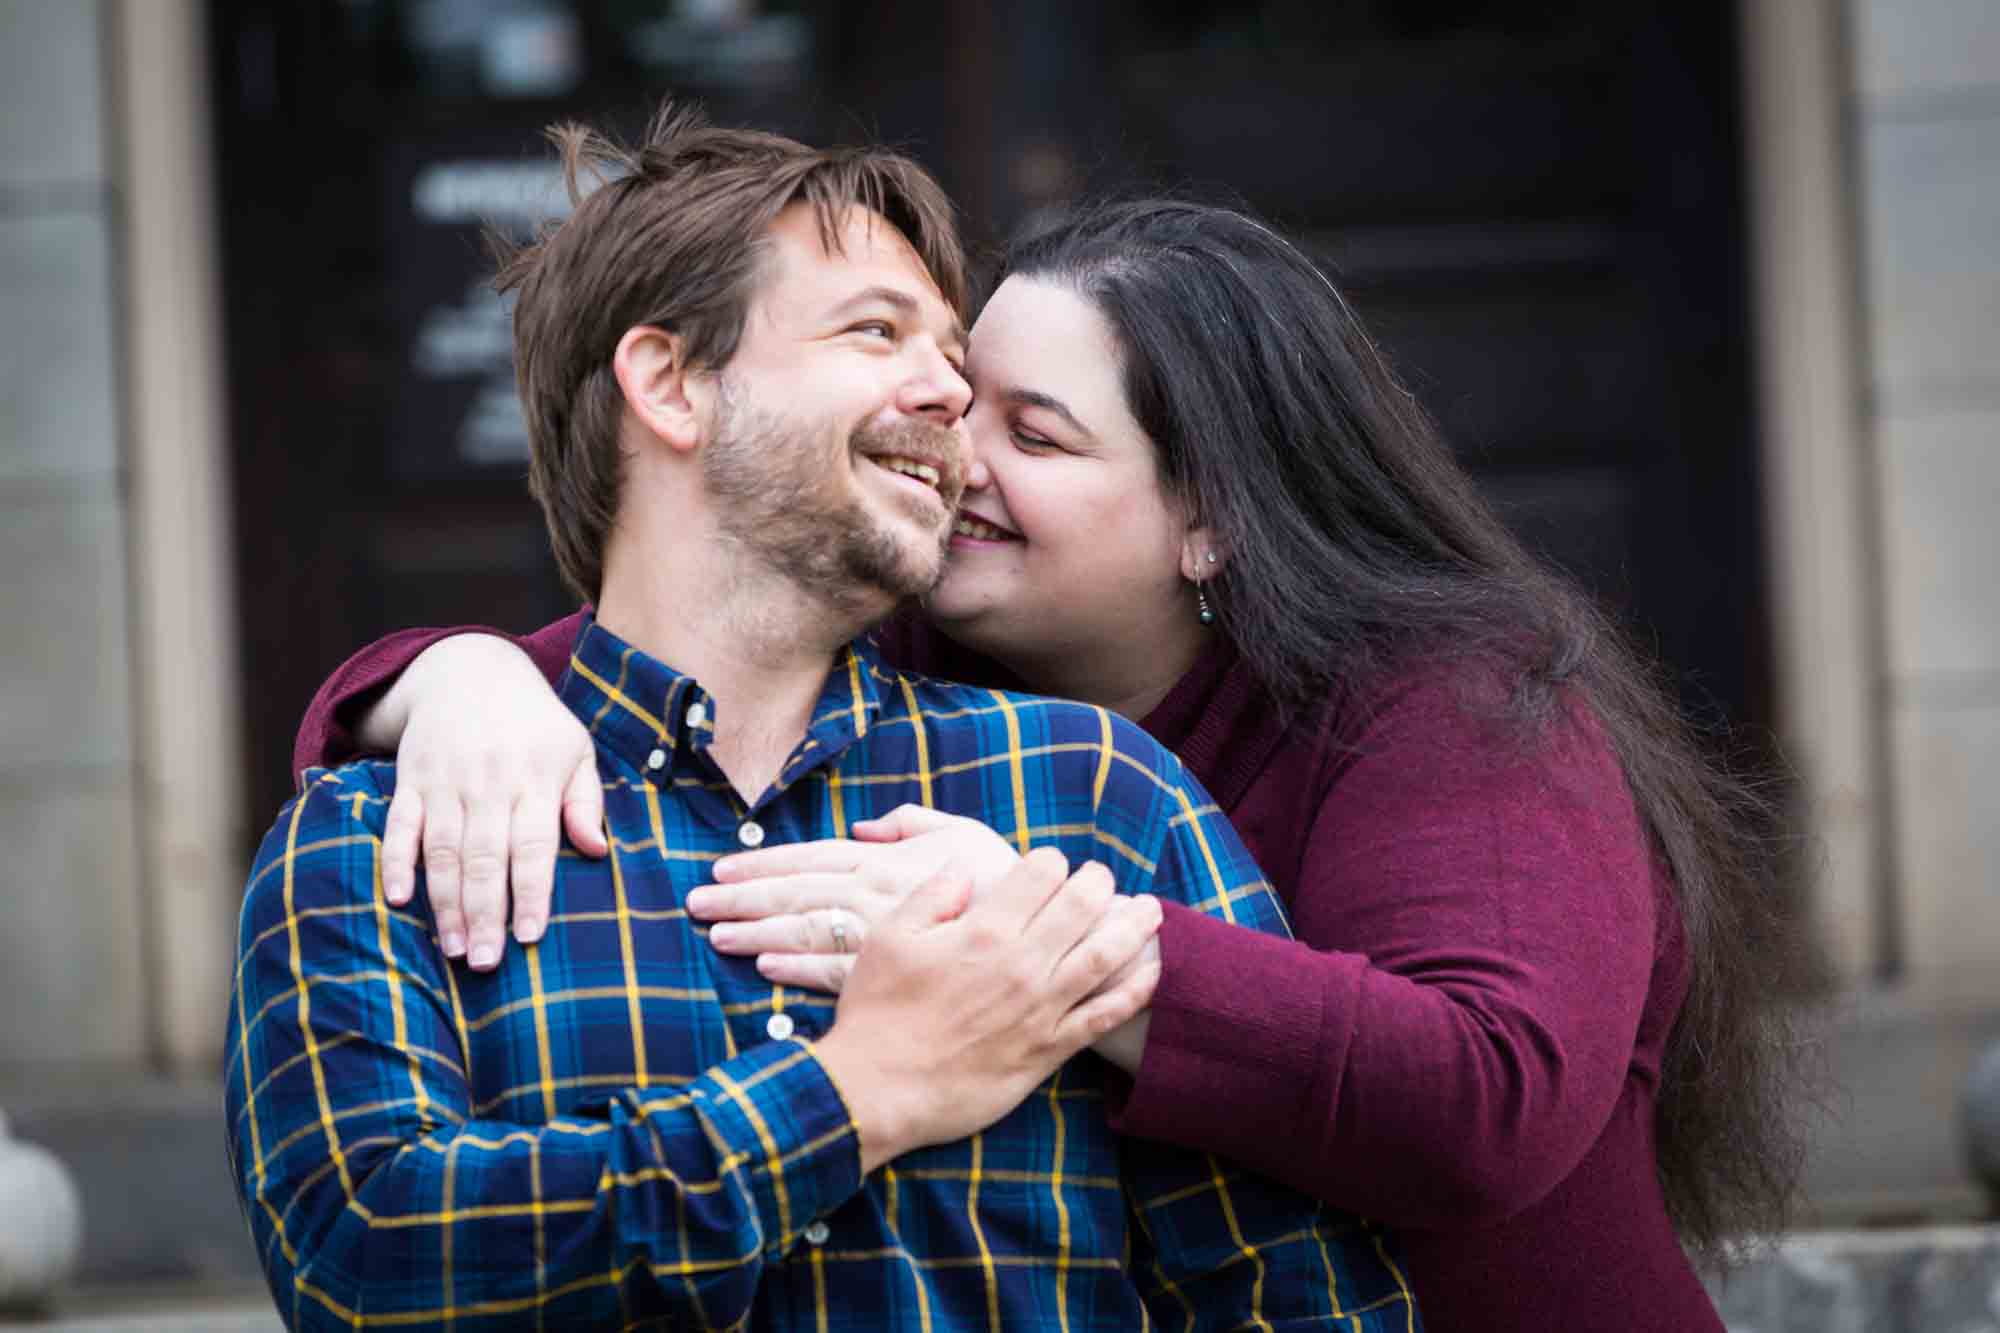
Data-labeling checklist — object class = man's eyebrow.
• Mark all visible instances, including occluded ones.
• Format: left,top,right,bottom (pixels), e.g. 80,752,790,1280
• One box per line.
1001,387,1091,437
830,286,967,352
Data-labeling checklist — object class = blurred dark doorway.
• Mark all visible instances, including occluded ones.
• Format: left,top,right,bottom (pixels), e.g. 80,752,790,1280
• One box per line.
211,1,1766,834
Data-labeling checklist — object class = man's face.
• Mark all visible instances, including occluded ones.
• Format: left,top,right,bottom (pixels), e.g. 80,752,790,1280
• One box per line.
699,203,972,611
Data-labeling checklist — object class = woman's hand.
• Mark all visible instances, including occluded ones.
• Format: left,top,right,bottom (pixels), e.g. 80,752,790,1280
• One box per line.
691,805,1021,992
374,634,608,968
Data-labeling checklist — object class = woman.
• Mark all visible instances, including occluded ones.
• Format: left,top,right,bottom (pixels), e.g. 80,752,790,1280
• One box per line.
298,199,1802,1329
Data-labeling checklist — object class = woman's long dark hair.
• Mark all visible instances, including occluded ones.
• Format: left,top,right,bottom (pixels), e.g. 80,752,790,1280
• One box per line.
1000,198,1803,1257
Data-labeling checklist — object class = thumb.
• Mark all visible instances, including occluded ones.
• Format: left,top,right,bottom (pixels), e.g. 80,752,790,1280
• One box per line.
889,860,974,932
852,803,954,844
561,754,608,857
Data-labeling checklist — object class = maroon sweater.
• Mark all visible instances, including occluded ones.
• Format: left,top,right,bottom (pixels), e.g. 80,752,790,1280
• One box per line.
296,610,1722,1333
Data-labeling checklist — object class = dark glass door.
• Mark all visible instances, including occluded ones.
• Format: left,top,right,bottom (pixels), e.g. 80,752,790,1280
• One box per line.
211,0,1766,833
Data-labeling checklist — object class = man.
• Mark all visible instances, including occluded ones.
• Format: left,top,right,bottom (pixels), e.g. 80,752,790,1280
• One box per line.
224,104,1418,1330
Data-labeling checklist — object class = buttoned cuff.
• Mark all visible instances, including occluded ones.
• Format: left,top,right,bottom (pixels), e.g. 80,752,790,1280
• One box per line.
680,1035,864,1257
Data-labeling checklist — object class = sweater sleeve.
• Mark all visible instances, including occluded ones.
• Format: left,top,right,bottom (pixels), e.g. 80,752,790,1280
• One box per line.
1109,674,1662,1230
290,610,588,785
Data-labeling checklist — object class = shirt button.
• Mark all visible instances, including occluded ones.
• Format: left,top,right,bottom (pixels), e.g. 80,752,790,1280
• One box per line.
765,1012,795,1041
685,702,707,728
802,1220,830,1246
645,748,667,772
737,820,765,848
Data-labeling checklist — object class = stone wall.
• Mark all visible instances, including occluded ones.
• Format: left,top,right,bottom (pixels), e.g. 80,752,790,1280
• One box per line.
1852,0,2000,1000
1765,0,2000,1228
0,0,148,1066
1706,1227,2000,1333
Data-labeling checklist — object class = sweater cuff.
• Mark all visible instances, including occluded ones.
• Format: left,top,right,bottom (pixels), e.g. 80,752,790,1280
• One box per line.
293,626,486,784
681,1036,864,1258
1107,901,1362,1168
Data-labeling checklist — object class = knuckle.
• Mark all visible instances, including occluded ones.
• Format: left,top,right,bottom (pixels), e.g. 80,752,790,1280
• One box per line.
476,746,514,786
1024,845,1069,879
1077,877,1117,914
511,835,559,866
460,852,507,885
463,900,505,929
398,748,439,781
1072,861,1115,895
460,892,504,924
420,805,462,839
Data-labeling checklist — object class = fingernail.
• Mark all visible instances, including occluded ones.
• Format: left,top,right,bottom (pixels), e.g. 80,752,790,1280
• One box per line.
514,917,543,944
684,889,713,915
469,943,499,969
708,923,738,948
440,931,467,958
710,857,736,879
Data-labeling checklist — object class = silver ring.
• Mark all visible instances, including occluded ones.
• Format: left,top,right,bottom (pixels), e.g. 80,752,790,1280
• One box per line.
830,919,850,953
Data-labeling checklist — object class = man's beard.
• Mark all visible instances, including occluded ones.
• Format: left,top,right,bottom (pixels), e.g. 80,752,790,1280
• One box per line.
702,380,960,612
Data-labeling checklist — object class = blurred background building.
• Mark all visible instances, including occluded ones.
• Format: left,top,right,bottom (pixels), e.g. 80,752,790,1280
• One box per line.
0,0,1995,1325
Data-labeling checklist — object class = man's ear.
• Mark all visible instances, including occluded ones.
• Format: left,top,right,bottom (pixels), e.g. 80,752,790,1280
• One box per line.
1179,524,1227,582
613,325,703,453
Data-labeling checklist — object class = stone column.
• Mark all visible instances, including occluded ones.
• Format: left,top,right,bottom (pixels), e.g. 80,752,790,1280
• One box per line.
0,1,150,1067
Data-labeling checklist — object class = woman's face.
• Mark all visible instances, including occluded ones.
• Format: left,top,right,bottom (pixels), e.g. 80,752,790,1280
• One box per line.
924,275,1208,699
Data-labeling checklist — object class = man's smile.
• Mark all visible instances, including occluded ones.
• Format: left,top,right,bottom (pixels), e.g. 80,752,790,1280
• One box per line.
871,454,944,491
852,417,965,515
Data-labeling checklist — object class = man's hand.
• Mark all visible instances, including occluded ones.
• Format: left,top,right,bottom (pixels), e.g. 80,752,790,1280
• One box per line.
810,846,1162,1172
373,634,607,967
691,805,1019,991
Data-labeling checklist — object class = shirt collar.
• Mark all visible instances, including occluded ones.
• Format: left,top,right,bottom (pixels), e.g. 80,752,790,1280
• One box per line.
558,614,889,782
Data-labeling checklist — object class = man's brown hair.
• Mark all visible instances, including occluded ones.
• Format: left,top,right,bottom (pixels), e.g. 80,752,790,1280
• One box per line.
496,101,968,602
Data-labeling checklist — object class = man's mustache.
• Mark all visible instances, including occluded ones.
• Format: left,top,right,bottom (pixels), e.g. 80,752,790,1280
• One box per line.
854,418,967,508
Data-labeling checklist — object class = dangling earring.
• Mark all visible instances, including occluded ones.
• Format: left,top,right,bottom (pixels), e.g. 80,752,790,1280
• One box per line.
1195,551,1218,625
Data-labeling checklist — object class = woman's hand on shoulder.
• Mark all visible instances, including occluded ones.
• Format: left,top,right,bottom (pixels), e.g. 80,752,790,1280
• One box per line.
689,805,1022,992
377,634,608,969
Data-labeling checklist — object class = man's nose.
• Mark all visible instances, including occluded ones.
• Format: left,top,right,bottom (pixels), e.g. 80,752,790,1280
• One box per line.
898,342,973,425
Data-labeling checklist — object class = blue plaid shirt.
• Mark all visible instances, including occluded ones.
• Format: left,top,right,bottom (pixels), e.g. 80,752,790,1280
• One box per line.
226,616,1420,1331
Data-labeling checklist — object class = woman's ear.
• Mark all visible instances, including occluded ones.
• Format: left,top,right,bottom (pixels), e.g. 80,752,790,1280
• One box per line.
613,325,703,453
1180,525,1227,582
